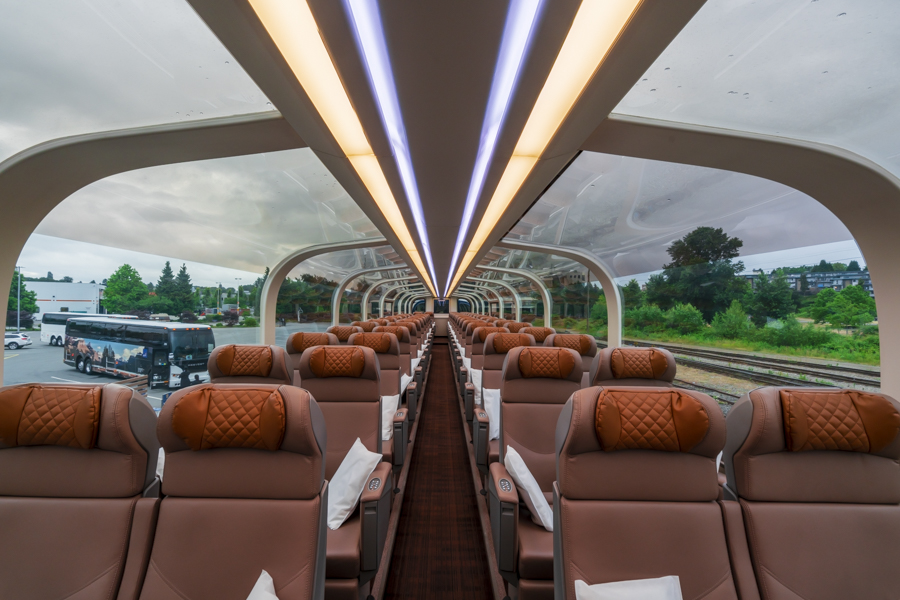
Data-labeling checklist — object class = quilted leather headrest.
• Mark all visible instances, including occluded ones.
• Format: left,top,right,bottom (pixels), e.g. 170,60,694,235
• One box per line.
549,334,597,357
0,385,100,449
308,346,366,378
373,319,389,326
0,383,160,498
522,327,554,342
171,386,285,451
374,325,411,343
287,332,336,355
595,388,710,452
490,333,534,354
326,325,363,342
214,345,273,377
350,332,398,355
465,321,489,335
781,389,900,454
724,387,900,504
610,348,669,379
351,321,378,332
518,347,577,379
476,326,509,342
505,322,529,333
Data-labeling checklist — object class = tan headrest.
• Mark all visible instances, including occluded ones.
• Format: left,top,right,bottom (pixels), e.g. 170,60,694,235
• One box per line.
308,346,366,378
595,388,710,452
375,325,411,343
610,347,669,379
215,345,273,377
351,321,378,332
491,333,533,354
549,334,597,357
287,332,336,355
171,386,285,451
373,319,389,326
0,385,100,449
326,325,363,341
519,347,577,379
506,322,529,333
781,389,900,454
351,332,398,355
476,326,509,342
522,327,554,342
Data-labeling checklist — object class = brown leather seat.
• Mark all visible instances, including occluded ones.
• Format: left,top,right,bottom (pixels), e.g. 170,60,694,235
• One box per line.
0,383,160,600
295,345,393,597
351,321,377,332
590,346,677,387
552,386,754,600
326,325,363,345
143,383,327,600
349,332,409,465
505,322,529,333
724,387,900,600
486,347,582,599
285,332,339,385
544,334,598,388
208,344,293,385
521,327,555,343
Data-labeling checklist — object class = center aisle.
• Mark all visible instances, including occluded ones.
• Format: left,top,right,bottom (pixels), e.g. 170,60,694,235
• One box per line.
384,340,493,599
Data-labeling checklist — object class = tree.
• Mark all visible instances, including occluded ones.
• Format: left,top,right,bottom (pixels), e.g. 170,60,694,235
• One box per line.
799,272,809,293
746,271,794,327
711,300,752,339
170,264,194,313
46,272,54,281
666,303,706,335
847,260,861,271
7,276,39,313
60,276,73,282
102,265,148,313
808,288,838,323
156,262,176,299
620,279,644,308
811,260,833,273
826,285,876,329
664,227,742,268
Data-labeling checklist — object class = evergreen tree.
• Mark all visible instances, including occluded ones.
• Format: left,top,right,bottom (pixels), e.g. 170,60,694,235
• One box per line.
171,264,194,313
156,262,176,299
847,260,861,271
620,279,644,309
60,276,73,282
746,271,795,327
102,265,148,313
799,272,809,293
7,276,39,312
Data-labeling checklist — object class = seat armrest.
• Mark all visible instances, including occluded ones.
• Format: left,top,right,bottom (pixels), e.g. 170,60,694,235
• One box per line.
474,409,490,469
719,500,762,600
405,381,418,422
458,366,467,395
488,462,519,583
360,462,393,582
392,408,409,466
464,382,475,421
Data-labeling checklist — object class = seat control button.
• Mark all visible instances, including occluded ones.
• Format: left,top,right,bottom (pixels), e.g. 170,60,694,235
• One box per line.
368,478,381,491
499,478,512,493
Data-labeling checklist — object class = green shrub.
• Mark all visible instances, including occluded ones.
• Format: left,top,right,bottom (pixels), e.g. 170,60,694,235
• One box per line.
711,300,752,339
625,305,667,332
243,316,258,327
666,303,706,335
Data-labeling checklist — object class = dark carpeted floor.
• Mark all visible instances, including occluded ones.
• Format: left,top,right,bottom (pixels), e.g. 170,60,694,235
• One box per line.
384,340,493,599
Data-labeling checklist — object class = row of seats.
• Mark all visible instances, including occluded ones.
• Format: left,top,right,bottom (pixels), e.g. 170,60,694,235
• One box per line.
445,316,900,600
0,313,435,600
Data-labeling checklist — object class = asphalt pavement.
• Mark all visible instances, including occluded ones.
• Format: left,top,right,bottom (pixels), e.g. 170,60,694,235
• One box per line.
2,323,330,408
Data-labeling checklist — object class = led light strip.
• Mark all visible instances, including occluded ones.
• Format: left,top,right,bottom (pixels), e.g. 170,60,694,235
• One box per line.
446,0,543,295
448,0,643,293
345,0,439,294
248,0,437,296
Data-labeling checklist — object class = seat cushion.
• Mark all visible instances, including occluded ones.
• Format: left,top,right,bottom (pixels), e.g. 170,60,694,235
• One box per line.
326,513,361,579
518,514,553,580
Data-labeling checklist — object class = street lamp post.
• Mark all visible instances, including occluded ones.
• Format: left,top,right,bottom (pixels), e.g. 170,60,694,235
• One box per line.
216,282,222,312
235,278,242,311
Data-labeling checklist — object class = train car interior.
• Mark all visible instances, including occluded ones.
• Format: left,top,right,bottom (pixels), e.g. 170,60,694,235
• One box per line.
2,0,900,599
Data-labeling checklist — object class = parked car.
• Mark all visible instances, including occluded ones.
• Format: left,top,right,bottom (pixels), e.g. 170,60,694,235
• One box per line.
4,332,32,349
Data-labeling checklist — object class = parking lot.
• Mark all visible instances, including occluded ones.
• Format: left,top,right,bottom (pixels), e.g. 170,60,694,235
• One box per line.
2,323,329,408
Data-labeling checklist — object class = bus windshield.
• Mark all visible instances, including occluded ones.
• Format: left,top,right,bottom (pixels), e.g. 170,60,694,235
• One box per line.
171,329,215,361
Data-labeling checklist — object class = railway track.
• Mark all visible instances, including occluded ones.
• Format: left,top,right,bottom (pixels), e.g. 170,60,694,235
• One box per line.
673,379,740,404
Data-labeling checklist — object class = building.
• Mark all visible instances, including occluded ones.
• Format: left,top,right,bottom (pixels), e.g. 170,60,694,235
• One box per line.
743,270,874,297
26,282,105,315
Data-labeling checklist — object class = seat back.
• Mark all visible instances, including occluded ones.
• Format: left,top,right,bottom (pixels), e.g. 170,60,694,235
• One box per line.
326,325,363,344
499,346,582,490
521,327,555,343
395,320,420,351
375,325,412,377
483,333,535,390
471,326,510,370
555,386,735,600
463,321,489,358
351,321,378,332
285,332,339,384
208,344,292,385
0,383,159,600
350,332,401,396
590,346,676,387
145,383,326,600
545,334,598,387
505,322,529,333
296,345,382,479
723,387,900,600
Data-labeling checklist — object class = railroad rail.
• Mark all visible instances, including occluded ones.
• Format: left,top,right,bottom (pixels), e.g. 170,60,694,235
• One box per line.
673,379,740,405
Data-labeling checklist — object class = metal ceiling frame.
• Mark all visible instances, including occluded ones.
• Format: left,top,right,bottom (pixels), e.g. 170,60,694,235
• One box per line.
330,265,410,325
465,276,522,321
475,265,552,328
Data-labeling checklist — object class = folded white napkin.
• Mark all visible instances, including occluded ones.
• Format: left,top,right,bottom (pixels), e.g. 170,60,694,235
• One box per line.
156,448,165,481
381,394,400,440
327,439,382,529
574,576,683,600
246,570,279,600
401,373,413,393
505,446,553,531
471,369,482,404
483,388,501,440
412,357,421,371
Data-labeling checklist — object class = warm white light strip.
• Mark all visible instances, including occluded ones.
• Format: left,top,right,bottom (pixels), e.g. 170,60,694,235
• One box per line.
248,0,437,297
449,0,642,292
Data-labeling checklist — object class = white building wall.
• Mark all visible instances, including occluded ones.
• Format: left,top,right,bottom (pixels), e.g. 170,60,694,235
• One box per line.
27,282,104,315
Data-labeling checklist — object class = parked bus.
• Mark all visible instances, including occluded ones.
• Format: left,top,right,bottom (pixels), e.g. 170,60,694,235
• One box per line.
40,312,135,346
64,318,214,389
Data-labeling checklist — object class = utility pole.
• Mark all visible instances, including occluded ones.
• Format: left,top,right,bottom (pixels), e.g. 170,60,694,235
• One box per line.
235,278,242,311
216,282,222,312
16,266,22,332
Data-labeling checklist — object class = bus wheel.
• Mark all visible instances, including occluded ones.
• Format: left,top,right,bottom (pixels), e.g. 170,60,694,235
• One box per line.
83,360,93,375
76,358,84,372
51,336,58,346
